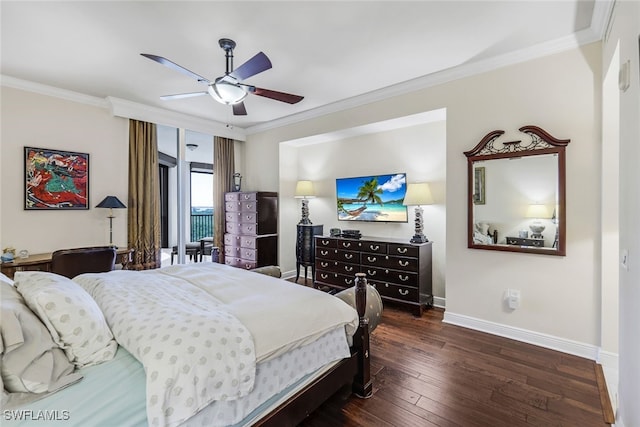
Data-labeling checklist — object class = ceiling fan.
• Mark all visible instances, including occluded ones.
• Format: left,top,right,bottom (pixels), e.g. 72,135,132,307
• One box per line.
141,38,304,116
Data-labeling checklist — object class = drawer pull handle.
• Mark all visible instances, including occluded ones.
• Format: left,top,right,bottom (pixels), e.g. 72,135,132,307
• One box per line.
322,240,330,245
384,283,389,288
245,264,252,269
399,275,409,282
399,260,409,267
367,270,377,276
345,279,353,285
397,248,408,254
343,242,351,248
321,250,328,256
243,194,251,200
246,204,252,209
367,256,377,262
345,254,353,259
370,245,379,250
399,289,409,296
345,266,353,272
321,273,328,279
246,215,252,220
321,262,329,267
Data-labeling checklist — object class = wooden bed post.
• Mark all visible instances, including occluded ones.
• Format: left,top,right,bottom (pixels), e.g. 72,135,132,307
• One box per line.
352,273,372,398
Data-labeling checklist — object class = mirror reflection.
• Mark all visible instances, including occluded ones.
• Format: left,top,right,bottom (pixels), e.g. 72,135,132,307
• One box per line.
471,154,558,250
465,125,569,256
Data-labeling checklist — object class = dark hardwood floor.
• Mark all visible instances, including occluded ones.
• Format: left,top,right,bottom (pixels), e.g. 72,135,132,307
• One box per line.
299,303,609,427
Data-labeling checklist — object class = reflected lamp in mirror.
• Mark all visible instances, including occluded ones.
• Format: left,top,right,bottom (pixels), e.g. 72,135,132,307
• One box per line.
402,183,433,243
96,196,127,247
526,203,550,239
294,180,316,225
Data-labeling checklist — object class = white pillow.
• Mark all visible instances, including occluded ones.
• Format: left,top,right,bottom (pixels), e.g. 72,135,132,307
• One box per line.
14,272,117,368
0,272,14,286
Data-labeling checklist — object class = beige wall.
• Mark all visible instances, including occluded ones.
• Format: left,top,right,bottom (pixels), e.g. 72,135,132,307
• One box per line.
1,87,129,253
246,43,602,347
278,121,447,300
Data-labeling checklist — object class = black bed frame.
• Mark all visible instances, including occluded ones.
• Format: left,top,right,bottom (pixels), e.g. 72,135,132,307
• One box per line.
254,272,372,426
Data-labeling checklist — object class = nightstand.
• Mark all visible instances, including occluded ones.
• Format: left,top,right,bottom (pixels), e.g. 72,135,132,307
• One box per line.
505,237,545,247
296,224,323,284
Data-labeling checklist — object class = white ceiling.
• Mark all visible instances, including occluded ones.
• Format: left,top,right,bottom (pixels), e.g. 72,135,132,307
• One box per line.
1,1,606,132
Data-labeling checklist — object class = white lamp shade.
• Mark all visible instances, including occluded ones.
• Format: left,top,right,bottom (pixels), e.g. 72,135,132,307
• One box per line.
403,183,433,206
294,180,315,198
526,204,550,219
207,81,247,105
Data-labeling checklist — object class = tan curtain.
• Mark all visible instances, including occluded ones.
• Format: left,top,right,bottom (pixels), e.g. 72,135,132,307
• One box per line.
213,136,235,263
128,119,161,269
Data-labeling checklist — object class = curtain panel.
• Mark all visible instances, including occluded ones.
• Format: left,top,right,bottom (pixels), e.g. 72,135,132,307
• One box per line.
213,136,235,263
128,119,161,269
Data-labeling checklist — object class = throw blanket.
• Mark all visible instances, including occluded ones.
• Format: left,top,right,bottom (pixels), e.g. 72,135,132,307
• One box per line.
74,270,256,427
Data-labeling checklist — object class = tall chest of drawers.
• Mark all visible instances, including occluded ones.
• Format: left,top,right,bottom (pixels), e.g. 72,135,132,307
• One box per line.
224,191,278,270
314,236,433,316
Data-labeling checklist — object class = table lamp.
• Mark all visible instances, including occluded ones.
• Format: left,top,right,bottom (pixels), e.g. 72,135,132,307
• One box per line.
526,203,549,239
403,183,433,243
96,196,127,247
294,180,315,225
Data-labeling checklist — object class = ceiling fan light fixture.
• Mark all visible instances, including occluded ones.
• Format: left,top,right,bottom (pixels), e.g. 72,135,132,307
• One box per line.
207,81,247,105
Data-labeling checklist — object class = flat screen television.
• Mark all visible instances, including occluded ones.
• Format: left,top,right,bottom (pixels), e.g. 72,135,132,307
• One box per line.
336,173,408,222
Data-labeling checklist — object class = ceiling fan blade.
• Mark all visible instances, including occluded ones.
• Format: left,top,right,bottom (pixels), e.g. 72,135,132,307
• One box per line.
233,102,247,116
252,87,304,104
141,53,211,84
160,92,208,100
229,52,272,81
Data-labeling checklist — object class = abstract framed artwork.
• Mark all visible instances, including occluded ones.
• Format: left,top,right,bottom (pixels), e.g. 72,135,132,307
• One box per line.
24,147,89,210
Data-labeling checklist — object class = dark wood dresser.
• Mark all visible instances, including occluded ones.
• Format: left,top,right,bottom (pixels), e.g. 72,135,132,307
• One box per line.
314,235,433,316
296,224,323,283
224,191,278,270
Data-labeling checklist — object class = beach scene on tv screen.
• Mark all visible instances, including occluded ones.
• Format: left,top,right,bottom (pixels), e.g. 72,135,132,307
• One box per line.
336,173,408,222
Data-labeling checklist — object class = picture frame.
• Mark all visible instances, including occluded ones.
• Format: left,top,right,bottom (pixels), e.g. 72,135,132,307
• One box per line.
473,166,485,205
24,147,89,210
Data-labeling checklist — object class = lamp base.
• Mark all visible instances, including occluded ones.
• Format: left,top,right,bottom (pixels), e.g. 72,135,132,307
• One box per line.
410,233,429,244
298,198,312,225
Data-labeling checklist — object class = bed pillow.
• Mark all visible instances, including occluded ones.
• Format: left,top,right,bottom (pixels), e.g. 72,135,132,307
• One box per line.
14,272,117,368
0,272,14,285
0,281,82,394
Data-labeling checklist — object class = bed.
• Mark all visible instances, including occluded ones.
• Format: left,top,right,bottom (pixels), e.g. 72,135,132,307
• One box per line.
1,262,374,427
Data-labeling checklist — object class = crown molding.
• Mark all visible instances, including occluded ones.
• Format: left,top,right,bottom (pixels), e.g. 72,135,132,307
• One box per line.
246,25,604,135
106,97,246,141
0,75,245,140
1,75,108,109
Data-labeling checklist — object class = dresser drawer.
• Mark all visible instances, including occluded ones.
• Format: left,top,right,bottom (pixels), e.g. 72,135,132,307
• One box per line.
239,248,257,261
370,280,418,302
362,266,418,287
315,270,341,286
336,249,359,263
224,233,242,246
225,192,258,202
225,211,257,224
336,239,360,250
224,245,242,257
316,247,339,261
359,240,387,254
361,254,418,270
224,257,257,270
388,244,419,257
316,237,337,248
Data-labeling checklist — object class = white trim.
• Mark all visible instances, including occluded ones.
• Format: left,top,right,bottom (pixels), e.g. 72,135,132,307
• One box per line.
107,97,246,141
245,26,602,135
433,296,446,309
1,75,108,109
0,75,246,140
443,311,599,360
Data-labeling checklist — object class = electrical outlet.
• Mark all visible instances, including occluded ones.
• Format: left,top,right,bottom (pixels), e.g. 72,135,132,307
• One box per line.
506,289,521,309
621,249,629,271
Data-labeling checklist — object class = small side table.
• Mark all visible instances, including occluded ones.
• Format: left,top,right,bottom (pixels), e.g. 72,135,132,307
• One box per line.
505,236,545,248
296,224,323,284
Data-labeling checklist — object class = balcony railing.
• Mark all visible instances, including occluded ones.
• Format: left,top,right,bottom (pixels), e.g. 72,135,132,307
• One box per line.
191,213,213,242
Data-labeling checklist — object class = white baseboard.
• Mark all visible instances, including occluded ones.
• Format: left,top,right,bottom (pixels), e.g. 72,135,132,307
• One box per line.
433,296,446,308
443,311,600,360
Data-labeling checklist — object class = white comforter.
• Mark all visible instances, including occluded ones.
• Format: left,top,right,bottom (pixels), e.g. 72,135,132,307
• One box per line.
74,263,359,427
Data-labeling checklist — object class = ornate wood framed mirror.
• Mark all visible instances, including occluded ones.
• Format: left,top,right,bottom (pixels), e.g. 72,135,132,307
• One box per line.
464,125,570,256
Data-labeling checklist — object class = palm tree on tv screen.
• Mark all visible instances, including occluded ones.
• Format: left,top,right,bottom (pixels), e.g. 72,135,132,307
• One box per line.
357,177,384,206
